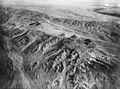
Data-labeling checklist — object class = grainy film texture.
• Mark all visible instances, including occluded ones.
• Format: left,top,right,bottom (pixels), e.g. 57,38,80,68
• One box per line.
0,0,120,89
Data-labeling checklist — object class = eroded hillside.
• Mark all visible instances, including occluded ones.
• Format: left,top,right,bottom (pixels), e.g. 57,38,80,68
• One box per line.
0,5,120,89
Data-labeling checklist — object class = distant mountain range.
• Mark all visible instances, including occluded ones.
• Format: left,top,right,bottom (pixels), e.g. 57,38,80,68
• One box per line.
93,6,120,18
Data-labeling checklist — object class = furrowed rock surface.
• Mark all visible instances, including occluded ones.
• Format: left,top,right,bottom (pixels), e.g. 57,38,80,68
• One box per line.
0,5,120,89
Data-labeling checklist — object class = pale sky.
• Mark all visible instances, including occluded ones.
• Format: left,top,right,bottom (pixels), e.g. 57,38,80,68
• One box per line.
0,0,119,7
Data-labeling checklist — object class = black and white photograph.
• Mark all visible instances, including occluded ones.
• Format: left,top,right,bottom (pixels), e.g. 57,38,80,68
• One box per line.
0,0,120,89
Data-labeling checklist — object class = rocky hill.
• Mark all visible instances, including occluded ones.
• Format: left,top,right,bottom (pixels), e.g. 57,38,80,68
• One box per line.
0,5,120,89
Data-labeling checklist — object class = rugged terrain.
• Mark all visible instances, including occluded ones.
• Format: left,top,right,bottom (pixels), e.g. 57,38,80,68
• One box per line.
0,5,120,89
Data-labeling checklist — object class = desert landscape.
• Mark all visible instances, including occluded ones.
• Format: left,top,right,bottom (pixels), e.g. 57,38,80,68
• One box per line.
0,0,120,89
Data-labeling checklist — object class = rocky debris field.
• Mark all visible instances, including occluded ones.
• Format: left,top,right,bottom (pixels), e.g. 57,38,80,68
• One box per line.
0,5,120,89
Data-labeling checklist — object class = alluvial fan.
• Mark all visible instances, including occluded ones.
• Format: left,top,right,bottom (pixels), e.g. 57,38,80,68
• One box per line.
0,4,120,89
